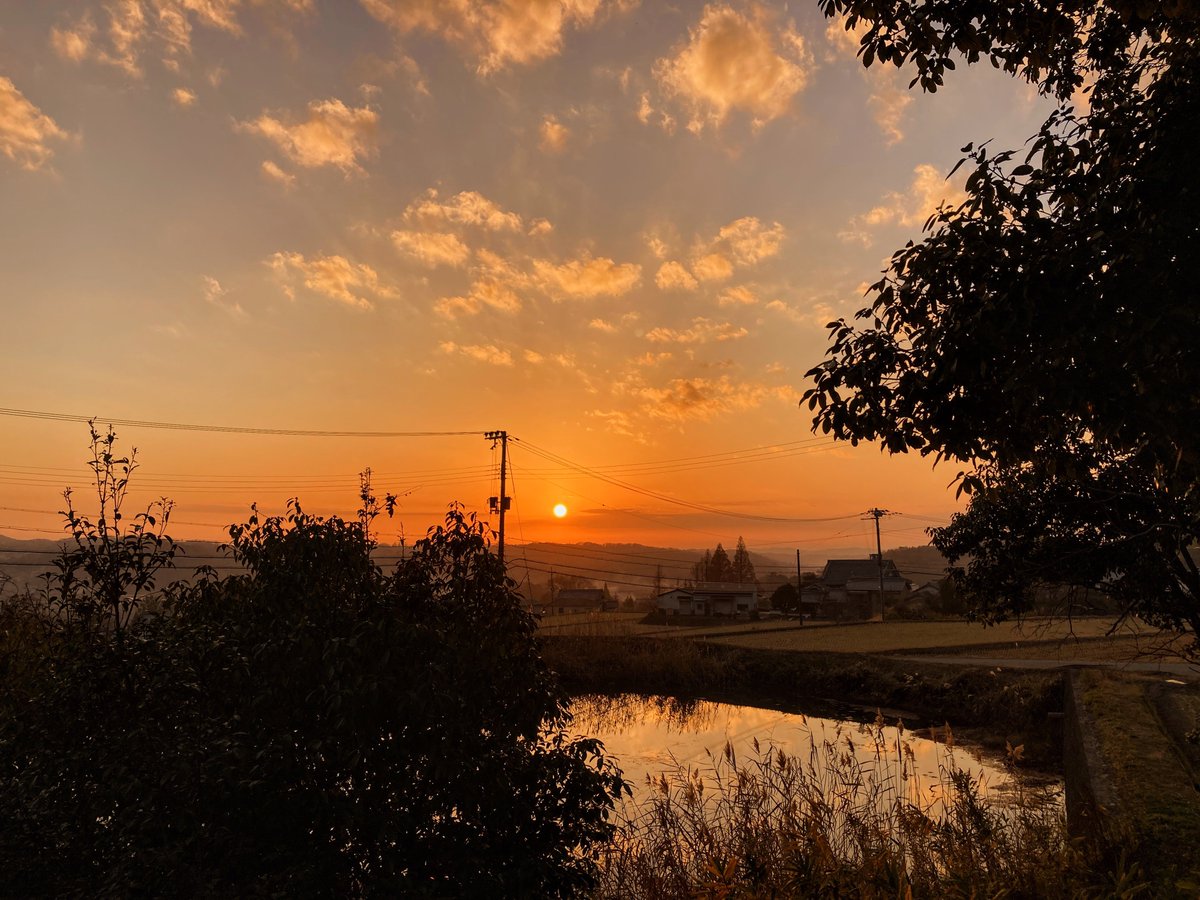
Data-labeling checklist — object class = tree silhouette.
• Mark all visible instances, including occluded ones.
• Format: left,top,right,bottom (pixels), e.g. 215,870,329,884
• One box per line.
806,1,1200,640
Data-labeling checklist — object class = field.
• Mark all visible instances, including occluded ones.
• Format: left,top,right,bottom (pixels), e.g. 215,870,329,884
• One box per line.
536,612,1190,662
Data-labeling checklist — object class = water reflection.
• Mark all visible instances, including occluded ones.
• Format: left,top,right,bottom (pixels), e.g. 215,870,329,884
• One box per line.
572,693,1054,815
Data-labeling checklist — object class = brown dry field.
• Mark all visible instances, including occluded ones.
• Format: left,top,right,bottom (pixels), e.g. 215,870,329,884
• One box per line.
536,612,1196,663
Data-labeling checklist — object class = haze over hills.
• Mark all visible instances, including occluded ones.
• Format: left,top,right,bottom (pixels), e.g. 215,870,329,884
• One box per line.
1,534,951,598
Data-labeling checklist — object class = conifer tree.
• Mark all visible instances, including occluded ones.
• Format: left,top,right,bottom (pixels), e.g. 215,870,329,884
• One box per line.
731,537,756,585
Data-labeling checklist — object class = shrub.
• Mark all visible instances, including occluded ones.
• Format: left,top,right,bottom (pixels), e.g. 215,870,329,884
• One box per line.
0,432,624,897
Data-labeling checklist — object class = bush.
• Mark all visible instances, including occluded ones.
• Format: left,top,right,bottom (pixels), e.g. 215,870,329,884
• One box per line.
0,432,624,897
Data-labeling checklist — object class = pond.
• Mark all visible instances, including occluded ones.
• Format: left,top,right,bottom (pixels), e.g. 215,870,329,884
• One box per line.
572,693,1059,817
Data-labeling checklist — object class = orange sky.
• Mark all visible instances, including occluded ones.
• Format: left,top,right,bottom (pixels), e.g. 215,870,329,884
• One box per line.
0,2,1051,554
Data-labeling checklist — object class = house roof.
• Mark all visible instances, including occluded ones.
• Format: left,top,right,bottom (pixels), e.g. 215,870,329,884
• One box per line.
821,558,903,587
555,589,606,607
691,582,758,594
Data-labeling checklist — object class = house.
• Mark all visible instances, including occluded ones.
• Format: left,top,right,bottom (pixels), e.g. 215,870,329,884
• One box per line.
551,588,608,615
654,582,759,618
816,556,909,620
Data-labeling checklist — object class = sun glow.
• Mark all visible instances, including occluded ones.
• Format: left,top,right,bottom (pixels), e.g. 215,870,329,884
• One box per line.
553,503,568,518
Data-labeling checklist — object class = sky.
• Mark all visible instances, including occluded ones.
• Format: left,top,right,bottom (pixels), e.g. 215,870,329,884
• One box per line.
0,1,1052,555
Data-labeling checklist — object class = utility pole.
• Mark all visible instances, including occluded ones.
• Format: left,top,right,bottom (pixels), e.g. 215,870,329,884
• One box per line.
796,549,803,625
485,430,510,564
864,508,891,621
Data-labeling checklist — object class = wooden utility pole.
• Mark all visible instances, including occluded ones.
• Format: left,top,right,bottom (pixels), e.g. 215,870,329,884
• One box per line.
864,508,890,620
485,430,510,564
796,549,803,624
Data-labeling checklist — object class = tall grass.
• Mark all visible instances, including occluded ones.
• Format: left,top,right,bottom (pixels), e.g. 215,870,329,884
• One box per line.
595,714,1145,899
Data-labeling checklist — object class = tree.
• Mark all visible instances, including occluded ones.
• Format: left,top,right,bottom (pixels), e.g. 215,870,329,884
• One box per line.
805,2,1200,639
731,536,757,585
771,582,799,613
0,436,625,896
709,543,734,583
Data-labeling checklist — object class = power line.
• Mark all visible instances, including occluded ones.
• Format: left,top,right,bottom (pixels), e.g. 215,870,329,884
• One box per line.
0,407,485,438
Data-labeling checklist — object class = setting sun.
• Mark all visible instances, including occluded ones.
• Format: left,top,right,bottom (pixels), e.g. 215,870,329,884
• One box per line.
553,503,568,519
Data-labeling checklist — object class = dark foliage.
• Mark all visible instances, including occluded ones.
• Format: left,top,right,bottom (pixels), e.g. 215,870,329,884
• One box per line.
0,435,623,897
806,2,1200,636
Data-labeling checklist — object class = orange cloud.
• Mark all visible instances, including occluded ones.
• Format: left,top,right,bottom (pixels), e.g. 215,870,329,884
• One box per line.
406,189,524,231
691,252,733,282
655,260,699,291
644,317,748,344
0,77,70,171
532,255,641,299
638,374,771,422
392,230,471,268
171,87,197,107
841,163,967,244
240,98,378,173
267,251,396,310
655,3,810,132
439,340,513,366
718,285,757,306
539,114,570,153
260,159,295,187
433,278,522,318
360,0,621,75
715,216,784,265
824,16,912,145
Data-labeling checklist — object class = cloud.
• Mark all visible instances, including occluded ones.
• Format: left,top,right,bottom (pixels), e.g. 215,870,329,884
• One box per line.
392,229,471,268
589,318,617,333
527,217,554,236
644,317,747,344
260,159,296,187
171,86,197,106
824,16,913,145
532,255,641,299
433,278,522,318
638,374,770,423
359,0,621,75
766,297,834,327
690,252,733,282
654,3,810,132
718,285,757,306
239,98,379,173
267,251,396,310
406,189,523,231
0,78,70,171
439,340,513,366
539,114,570,153
202,275,245,316
714,216,784,265
50,1,311,76
655,260,698,291
842,163,967,242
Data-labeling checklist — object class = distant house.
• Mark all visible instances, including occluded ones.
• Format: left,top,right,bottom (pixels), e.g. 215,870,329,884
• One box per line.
654,582,759,617
552,588,608,615
816,556,909,620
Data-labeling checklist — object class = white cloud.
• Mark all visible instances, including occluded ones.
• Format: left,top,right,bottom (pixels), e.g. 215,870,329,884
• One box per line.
654,3,810,132
0,78,70,171
239,98,379,173
267,251,396,310
392,230,471,267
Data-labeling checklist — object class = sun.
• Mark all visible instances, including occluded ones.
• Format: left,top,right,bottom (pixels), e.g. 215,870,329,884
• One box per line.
553,503,568,519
